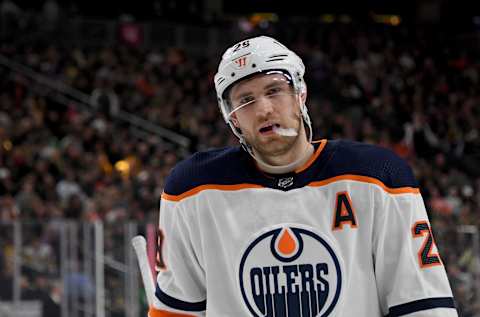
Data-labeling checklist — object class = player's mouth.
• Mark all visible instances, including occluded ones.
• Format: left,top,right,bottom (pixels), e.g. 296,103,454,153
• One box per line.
259,123,280,135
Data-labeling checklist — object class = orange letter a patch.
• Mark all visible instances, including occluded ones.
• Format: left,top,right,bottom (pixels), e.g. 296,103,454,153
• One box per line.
332,191,358,230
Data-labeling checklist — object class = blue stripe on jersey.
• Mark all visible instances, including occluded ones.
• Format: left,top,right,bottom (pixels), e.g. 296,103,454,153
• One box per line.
322,140,418,189
155,284,206,312
164,146,252,196
164,139,418,196
385,297,456,316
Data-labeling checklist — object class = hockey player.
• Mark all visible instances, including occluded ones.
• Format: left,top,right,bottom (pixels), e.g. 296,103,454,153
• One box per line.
149,36,458,316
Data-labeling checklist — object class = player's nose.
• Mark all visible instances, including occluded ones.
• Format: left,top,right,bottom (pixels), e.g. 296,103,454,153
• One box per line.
255,96,274,118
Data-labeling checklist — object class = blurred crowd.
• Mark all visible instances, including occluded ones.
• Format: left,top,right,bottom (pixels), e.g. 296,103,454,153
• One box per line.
0,7,480,316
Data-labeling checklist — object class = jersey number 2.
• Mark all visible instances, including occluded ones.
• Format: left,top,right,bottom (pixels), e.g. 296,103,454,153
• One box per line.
412,221,442,268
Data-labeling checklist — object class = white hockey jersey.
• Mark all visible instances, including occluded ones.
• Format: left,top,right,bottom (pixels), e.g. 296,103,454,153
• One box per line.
150,139,457,317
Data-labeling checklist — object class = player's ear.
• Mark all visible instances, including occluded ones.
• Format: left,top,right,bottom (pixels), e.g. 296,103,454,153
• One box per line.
300,83,307,104
230,114,239,128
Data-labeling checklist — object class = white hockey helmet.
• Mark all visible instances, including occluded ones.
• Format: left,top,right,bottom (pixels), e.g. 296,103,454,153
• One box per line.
214,36,308,121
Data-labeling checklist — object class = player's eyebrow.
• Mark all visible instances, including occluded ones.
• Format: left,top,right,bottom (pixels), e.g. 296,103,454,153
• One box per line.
231,90,254,102
231,79,288,101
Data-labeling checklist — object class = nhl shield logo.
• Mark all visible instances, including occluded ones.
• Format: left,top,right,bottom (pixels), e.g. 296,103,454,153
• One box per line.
238,225,343,316
278,177,294,188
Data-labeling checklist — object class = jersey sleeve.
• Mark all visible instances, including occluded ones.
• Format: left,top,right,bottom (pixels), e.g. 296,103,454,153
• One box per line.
149,196,206,317
373,184,458,316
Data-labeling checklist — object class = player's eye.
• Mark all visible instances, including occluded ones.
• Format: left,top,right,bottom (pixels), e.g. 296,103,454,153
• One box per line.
238,96,255,105
266,87,282,96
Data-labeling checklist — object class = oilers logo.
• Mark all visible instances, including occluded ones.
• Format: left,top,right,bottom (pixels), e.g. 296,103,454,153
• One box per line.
238,225,343,317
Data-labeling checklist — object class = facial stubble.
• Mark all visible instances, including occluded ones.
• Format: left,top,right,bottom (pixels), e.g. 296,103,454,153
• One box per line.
249,111,303,159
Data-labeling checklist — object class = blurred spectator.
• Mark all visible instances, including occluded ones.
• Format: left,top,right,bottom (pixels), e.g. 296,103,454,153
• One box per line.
41,0,60,33
56,170,85,207
0,0,21,39
23,273,61,317
0,242,13,300
90,68,120,119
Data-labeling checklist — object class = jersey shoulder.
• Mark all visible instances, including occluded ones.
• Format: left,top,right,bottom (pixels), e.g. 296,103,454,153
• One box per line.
163,146,250,196
323,139,418,188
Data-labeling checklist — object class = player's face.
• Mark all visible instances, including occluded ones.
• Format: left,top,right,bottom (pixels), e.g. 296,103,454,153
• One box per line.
228,73,306,162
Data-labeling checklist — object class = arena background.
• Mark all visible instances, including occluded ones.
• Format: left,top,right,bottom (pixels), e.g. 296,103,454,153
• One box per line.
0,0,479,316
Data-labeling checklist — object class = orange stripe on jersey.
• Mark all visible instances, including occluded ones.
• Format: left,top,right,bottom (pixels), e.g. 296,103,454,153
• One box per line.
149,307,195,317
308,174,420,194
162,183,264,202
295,139,327,173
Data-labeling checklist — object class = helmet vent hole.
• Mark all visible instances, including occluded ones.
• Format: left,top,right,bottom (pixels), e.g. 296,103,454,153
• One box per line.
266,58,285,62
252,63,256,68
268,54,288,59
231,72,235,77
